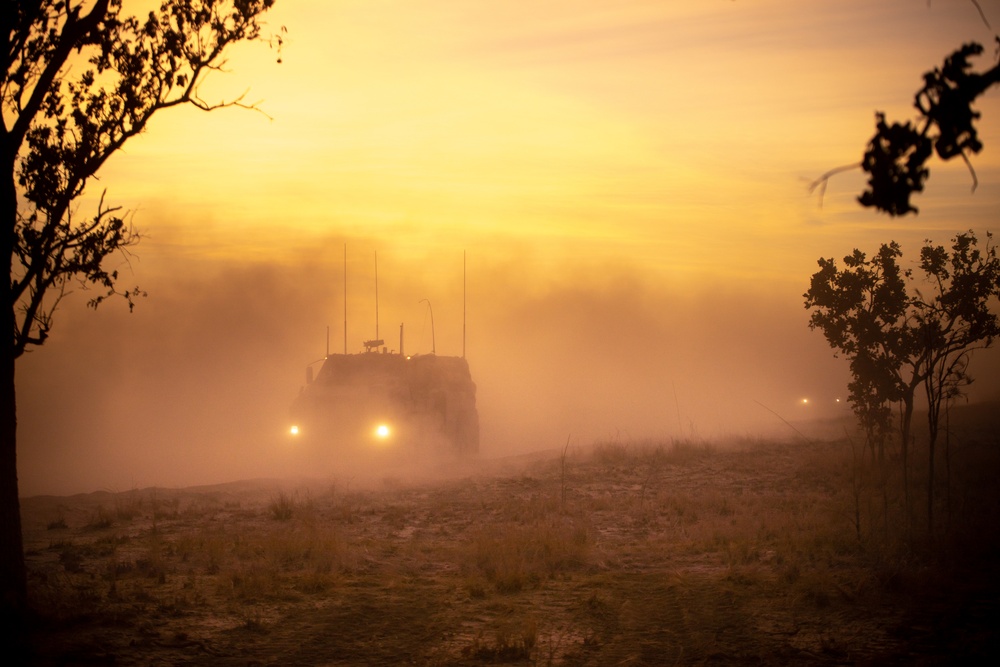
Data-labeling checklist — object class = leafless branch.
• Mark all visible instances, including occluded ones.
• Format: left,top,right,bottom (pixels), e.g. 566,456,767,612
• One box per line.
808,162,861,208
188,88,273,121
970,0,993,32
959,151,979,192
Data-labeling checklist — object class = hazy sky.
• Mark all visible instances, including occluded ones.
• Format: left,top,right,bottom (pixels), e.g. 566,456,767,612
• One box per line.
16,0,1000,495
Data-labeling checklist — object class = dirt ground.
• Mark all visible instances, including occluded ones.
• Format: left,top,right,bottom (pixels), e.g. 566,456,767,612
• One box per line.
14,432,1000,665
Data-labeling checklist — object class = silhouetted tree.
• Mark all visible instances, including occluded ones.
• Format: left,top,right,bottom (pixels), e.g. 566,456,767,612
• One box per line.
910,232,1000,532
804,242,921,509
1,0,278,619
812,41,1000,216
805,232,1000,533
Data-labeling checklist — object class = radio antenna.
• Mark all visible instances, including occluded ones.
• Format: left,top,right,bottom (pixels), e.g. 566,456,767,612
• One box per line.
362,250,386,353
463,250,467,359
420,299,436,354
343,244,347,354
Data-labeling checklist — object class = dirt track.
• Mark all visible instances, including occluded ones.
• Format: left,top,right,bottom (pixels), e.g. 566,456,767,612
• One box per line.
16,436,1000,665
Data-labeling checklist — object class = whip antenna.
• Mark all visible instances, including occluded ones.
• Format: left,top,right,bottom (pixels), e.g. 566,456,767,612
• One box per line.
463,250,467,359
343,243,347,354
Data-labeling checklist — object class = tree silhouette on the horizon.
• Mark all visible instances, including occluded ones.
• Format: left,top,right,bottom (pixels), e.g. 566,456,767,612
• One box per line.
804,231,1000,533
1,0,278,621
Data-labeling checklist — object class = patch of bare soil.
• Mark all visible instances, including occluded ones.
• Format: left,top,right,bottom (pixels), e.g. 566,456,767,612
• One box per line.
14,435,1000,665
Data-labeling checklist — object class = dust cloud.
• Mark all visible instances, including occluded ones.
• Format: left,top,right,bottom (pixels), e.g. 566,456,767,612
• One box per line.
15,235,999,496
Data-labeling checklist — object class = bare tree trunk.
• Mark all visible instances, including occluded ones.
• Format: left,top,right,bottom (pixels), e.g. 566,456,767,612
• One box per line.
0,328,24,619
0,171,26,620
945,402,952,533
925,372,942,538
927,420,938,537
899,394,914,530
880,455,889,542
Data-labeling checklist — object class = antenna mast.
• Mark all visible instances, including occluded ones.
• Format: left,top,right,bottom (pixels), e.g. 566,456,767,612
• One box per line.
420,299,436,355
343,244,347,354
463,250,467,359
362,250,386,353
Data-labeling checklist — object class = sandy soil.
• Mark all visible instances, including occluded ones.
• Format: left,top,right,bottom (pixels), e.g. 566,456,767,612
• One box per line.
14,434,1000,665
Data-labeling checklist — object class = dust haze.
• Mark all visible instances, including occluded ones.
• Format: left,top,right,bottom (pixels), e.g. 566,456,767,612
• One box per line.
15,233,999,496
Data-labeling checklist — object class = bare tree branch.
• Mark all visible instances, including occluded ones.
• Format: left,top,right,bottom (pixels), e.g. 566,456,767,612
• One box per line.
970,0,993,32
959,150,979,192
808,162,861,208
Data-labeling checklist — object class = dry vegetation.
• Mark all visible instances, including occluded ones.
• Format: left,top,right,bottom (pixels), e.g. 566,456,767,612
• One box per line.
14,416,1000,665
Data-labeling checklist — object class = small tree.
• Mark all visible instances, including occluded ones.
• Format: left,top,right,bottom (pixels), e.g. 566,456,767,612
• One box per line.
805,232,1000,533
804,242,918,463
804,242,922,526
1,0,278,617
911,232,1000,532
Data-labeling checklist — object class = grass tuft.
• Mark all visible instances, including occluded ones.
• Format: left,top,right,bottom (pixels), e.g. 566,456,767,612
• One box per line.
268,491,296,521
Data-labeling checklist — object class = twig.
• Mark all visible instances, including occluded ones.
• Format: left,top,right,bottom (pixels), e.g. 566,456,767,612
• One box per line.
753,400,812,444
960,150,979,193
970,0,993,32
560,436,570,512
808,162,861,209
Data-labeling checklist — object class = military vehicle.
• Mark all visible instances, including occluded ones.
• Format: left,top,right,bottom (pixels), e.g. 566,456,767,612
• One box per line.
289,346,479,459
290,250,478,462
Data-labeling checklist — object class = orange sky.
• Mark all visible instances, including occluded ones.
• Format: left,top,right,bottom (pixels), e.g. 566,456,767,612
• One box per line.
16,0,1000,494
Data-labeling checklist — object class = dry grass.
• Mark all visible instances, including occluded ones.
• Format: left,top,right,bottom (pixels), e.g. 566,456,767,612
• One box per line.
465,517,589,594
15,430,1000,664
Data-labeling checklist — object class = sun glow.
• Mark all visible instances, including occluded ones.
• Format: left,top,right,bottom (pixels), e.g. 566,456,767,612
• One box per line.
81,1,1000,288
